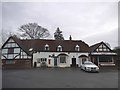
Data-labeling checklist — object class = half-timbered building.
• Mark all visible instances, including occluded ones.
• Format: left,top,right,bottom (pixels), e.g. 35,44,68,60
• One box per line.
1,36,32,68
90,42,117,66
1,36,117,68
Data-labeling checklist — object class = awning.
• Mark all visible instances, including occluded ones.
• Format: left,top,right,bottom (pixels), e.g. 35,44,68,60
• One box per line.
90,52,117,56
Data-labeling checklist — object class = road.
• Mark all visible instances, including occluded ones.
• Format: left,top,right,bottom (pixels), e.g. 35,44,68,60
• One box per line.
2,67,118,88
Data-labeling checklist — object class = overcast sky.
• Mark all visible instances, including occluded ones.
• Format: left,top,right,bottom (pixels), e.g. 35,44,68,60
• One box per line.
1,1,118,49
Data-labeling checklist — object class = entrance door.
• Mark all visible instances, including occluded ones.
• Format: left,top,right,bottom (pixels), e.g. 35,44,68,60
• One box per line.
34,62,37,68
71,58,76,67
54,57,57,66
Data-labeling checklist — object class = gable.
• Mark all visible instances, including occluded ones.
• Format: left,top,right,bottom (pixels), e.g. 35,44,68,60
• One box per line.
94,43,111,52
3,38,19,48
1,37,32,60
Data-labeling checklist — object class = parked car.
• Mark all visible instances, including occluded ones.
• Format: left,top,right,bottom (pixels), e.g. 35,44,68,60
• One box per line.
81,61,99,72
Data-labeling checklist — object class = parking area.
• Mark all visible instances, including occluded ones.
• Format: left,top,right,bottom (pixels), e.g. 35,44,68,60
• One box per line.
2,67,118,88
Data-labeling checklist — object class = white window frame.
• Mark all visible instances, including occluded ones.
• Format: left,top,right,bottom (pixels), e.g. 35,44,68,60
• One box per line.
57,45,62,51
45,44,49,51
75,45,80,51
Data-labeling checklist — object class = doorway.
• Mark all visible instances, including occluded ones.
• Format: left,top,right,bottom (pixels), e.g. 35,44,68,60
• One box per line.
71,58,77,67
54,57,57,66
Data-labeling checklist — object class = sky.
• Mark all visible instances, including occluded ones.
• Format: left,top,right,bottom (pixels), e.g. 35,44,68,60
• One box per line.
1,0,119,49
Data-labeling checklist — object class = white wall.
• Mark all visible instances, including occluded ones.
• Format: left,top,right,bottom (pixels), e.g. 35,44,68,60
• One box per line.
33,52,89,67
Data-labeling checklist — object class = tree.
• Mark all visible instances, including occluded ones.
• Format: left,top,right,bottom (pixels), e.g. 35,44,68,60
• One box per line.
1,29,14,45
54,27,64,40
18,23,50,39
113,46,120,56
113,46,120,69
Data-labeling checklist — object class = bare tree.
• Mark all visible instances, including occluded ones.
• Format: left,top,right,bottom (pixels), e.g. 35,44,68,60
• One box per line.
54,27,64,40
1,29,13,44
18,23,50,39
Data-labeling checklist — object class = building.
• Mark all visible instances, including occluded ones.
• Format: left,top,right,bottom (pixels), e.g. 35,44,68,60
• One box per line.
90,42,117,66
1,36,117,68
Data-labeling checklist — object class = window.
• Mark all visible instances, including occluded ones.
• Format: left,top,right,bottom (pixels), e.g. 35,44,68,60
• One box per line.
57,45,62,51
7,54,14,59
37,58,47,63
60,56,66,63
99,56,113,62
8,48,14,54
41,58,47,62
2,49,8,54
37,58,41,63
75,45,79,51
6,60,15,64
14,48,20,53
45,44,49,51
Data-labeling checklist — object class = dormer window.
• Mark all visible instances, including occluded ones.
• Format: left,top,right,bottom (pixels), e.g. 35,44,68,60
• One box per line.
45,44,49,51
75,45,80,51
57,45,62,51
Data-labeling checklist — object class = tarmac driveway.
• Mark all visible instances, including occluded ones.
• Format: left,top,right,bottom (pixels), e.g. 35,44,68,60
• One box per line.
2,67,118,88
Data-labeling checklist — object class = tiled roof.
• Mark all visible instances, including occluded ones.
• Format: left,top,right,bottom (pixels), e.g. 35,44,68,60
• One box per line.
10,36,89,54
89,42,102,52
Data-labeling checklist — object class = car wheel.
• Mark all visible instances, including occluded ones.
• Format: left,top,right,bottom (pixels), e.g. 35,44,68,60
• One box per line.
84,67,87,71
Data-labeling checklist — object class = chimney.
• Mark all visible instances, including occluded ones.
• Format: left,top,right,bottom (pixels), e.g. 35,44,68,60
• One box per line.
69,35,72,40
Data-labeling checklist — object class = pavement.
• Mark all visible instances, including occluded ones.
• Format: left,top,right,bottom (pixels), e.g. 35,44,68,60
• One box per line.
2,67,119,88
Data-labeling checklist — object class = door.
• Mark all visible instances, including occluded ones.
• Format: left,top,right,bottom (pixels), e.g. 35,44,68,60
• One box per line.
54,57,57,66
34,62,37,68
71,58,76,67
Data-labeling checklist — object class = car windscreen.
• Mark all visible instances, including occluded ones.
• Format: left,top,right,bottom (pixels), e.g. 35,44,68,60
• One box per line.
84,63,93,65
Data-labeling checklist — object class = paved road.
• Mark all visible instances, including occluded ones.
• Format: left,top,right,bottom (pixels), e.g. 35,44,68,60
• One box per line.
2,68,118,88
